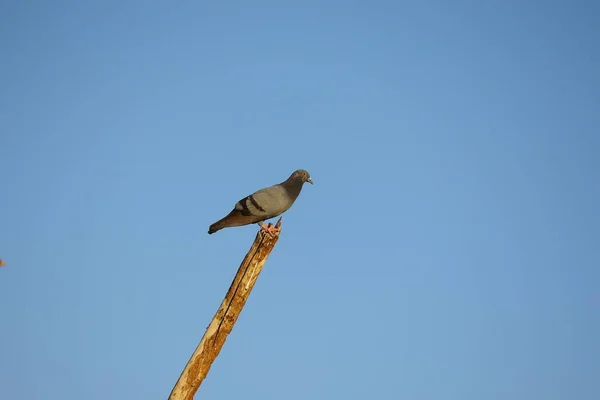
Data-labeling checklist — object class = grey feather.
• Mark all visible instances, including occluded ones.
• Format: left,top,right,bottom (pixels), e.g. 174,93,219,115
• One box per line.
208,169,313,234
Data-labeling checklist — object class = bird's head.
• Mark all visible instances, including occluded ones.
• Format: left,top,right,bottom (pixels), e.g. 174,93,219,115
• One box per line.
293,169,313,184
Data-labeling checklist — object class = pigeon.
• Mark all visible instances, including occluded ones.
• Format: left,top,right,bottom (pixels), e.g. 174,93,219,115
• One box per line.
208,169,313,235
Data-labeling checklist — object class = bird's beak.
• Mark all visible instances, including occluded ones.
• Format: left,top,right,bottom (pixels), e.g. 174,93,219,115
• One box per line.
307,178,314,184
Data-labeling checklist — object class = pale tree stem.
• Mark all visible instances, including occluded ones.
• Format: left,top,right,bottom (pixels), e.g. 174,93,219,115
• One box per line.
168,218,283,400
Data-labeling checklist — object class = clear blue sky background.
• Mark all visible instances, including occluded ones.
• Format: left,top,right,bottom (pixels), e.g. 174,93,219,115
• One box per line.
1,1,598,399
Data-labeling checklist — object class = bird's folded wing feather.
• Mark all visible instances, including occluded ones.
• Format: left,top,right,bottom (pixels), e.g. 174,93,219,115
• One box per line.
234,184,289,218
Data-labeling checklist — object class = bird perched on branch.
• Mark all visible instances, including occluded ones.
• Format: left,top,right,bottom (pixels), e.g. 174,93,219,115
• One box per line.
208,169,313,235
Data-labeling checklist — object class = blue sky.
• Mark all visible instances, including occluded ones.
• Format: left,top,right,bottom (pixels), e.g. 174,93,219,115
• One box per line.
1,1,599,399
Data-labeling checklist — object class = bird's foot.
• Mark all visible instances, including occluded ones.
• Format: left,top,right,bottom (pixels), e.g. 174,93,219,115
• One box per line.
260,223,281,237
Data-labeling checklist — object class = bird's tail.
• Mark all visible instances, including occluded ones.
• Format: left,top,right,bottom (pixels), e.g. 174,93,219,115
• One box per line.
208,211,250,234
208,219,227,234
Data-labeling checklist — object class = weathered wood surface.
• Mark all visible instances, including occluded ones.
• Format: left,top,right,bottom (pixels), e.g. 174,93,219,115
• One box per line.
168,218,282,400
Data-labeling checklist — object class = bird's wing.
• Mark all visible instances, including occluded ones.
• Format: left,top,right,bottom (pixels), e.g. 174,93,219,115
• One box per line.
234,184,288,219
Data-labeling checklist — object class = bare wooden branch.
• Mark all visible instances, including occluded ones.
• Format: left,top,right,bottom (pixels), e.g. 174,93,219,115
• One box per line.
168,218,283,400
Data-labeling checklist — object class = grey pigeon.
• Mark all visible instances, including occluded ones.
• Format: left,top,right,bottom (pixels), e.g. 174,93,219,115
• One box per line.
208,169,313,235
